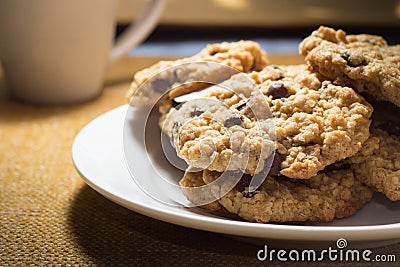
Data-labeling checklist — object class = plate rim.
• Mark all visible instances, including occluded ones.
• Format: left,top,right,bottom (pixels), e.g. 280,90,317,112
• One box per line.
72,104,400,243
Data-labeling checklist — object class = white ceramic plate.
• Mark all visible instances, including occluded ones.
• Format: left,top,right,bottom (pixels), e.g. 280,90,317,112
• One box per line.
72,105,400,248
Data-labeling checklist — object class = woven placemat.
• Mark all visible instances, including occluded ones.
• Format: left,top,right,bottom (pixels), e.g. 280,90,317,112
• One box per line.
0,57,399,266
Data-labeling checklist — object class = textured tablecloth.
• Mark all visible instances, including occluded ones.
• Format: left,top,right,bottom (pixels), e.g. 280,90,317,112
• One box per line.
0,56,399,266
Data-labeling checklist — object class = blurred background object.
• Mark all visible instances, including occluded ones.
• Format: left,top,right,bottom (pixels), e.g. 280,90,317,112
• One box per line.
117,0,400,27
116,0,400,56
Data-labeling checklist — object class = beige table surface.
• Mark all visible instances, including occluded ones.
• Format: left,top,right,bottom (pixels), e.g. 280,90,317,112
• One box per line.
0,55,399,266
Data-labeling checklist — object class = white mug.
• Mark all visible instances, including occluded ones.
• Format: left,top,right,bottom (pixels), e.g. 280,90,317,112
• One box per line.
0,0,165,104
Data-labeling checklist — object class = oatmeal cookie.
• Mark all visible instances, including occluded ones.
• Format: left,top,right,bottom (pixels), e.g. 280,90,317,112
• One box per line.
127,41,269,105
299,26,400,107
350,130,400,201
349,102,400,201
162,65,372,179
251,65,373,179
161,73,276,175
202,169,373,223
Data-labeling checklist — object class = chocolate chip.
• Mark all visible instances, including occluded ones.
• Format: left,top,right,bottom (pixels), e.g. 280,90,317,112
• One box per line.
267,82,288,99
224,114,243,128
172,101,186,110
235,100,248,111
270,65,280,70
268,153,282,176
242,189,259,198
235,174,260,198
152,78,170,93
341,52,365,67
341,52,350,62
190,107,204,117
235,174,251,192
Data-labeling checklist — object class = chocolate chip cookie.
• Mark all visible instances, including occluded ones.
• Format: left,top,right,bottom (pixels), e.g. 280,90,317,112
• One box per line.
202,168,373,223
251,65,373,179
161,73,276,175
162,64,373,179
299,26,400,107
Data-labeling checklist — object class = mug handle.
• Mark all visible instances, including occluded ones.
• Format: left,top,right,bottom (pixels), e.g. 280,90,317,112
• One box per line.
109,0,166,63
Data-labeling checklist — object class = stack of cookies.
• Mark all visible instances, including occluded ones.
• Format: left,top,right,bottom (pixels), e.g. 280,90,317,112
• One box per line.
127,26,400,223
